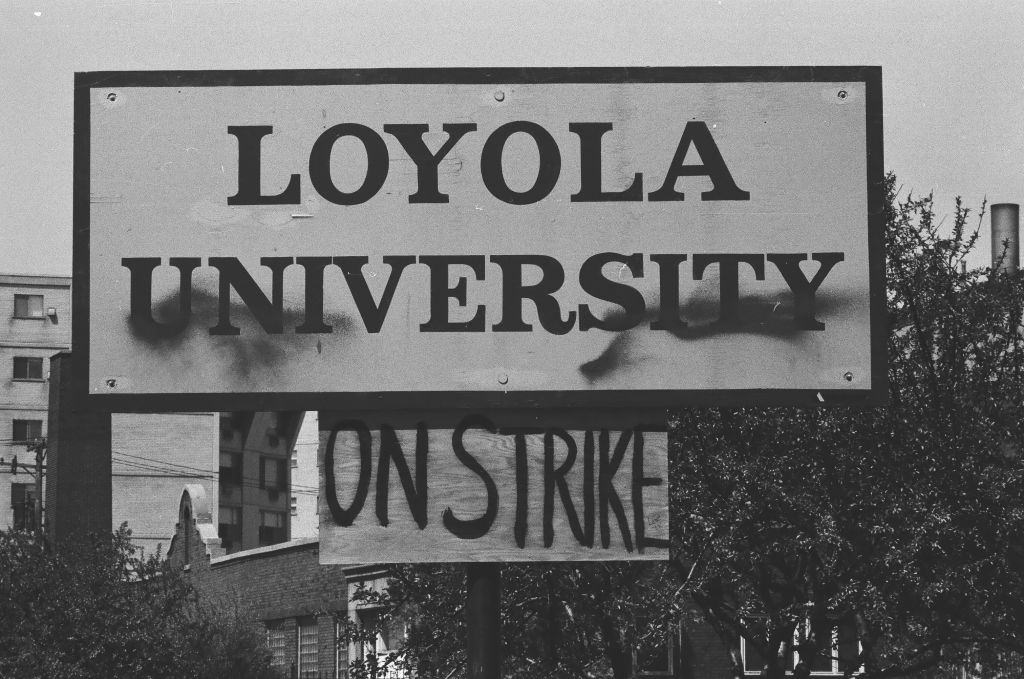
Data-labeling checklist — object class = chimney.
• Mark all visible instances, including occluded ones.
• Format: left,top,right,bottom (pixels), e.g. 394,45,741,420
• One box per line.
991,203,1020,273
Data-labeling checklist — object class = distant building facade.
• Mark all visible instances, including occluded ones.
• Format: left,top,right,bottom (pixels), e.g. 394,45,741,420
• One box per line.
111,412,220,555
0,273,70,531
218,411,305,554
42,349,304,554
44,351,220,554
290,410,320,539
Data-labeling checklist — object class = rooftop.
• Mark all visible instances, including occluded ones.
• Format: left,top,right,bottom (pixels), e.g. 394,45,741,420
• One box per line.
0,273,72,287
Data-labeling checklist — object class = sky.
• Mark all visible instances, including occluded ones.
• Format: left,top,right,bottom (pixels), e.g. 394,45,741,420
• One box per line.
0,0,1021,276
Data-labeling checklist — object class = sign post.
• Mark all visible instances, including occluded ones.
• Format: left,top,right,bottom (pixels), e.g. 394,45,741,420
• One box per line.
467,563,502,679
74,66,884,678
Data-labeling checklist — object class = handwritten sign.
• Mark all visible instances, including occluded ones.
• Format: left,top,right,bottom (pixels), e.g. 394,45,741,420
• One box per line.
318,411,668,562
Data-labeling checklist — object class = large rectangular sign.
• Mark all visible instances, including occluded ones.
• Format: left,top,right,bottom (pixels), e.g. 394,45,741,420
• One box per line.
74,67,884,412
318,411,668,562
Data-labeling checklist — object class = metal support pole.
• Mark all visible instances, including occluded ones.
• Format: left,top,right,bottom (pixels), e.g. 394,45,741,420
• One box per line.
466,563,502,679
34,442,44,532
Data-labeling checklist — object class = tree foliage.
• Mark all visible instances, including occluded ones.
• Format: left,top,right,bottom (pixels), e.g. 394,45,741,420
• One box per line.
341,562,681,679
342,174,1024,679
672,174,1024,678
0,525,277,679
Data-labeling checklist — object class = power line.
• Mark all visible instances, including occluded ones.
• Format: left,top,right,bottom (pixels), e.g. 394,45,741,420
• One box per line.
3,440,325,493
110,453,319,496
110,454,301,491
110,449,321,493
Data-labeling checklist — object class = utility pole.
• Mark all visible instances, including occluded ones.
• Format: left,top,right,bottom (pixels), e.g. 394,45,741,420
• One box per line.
30,438,46,532
2,440,45,532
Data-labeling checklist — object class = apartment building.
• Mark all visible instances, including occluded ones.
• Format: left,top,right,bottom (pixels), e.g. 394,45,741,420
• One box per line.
0,273,71,531
218,411,305,553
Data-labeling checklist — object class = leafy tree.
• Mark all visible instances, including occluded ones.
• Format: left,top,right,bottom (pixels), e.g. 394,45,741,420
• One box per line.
338,562,682,679
671,174,1024,678
338,174,1024,679
0,525,278,679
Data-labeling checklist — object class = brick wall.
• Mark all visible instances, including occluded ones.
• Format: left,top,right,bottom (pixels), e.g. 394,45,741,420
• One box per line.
169,486,349,678
202,543,347,679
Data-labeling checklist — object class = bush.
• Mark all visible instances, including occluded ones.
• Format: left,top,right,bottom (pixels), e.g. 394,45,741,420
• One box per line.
0,524,278,679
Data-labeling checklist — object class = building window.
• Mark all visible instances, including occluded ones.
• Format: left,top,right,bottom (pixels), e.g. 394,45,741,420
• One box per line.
218,506,242,553
12,419,42,444
740,617,861,676
259,510,287,546
269,411,300,447
335,619,346,679
13,357,44,380
181,503,192,566
221,411,255,442
267,622,288,668
635,623,678,677
13,294,44,319
219,451,243,487
298,617,319,678
10,483,37,531
355,608,405,675
260,456,287,491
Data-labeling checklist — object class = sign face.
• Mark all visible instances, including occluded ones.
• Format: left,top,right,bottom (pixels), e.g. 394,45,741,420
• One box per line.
74,67,884,411
318,411,668,563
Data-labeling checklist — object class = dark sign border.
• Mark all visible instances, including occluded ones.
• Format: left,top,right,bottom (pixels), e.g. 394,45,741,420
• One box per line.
73,66,885,413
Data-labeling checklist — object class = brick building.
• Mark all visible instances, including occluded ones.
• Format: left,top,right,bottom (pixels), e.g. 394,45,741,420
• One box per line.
167,482,740,679
169,484,369,678
0,273,71,531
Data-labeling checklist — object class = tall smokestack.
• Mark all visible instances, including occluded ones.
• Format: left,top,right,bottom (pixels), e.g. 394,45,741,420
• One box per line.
991,203,1020,273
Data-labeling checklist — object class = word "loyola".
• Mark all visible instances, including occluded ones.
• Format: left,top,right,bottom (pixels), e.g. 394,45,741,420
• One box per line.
227,121,750,206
